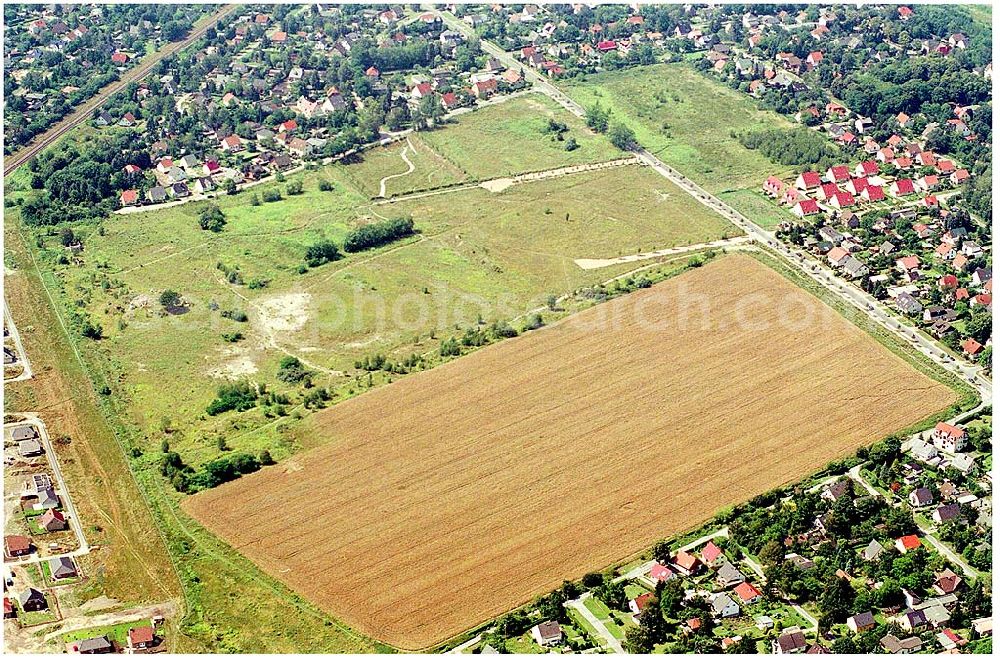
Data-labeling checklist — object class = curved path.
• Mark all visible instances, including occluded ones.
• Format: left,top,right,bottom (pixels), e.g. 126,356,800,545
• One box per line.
378,138,417,198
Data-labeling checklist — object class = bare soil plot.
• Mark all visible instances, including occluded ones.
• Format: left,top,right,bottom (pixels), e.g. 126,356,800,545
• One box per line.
184,254,955,649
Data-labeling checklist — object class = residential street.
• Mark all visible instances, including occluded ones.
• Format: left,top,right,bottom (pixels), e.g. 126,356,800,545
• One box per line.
4,415,90,564
848,466,980,580
565,595,625,653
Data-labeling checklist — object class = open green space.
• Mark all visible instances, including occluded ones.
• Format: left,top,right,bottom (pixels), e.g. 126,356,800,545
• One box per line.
418,93,621,179
561,63,797,223
332,134,468,199
21,156,735,471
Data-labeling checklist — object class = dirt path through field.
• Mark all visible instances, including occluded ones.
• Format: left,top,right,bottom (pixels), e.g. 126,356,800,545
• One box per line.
378,138,417,198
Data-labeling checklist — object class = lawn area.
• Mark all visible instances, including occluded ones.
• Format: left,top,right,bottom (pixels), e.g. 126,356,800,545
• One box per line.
717,189,789,230
62,619,148,646
561,62,797,222
583,597,626,640
504,632,547,653
418,93,620,179
332,134,468,199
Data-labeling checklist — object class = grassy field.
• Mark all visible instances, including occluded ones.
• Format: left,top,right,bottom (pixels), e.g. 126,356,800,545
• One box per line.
184,254,955,650
417,94,621,179
332,134,468,199
561,63,796,223
27,160,735,469
4,208,388,653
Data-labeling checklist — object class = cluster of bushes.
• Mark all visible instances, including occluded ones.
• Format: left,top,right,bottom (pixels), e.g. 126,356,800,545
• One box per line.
159,449,266,493
304,240,341,267
343,216,414,253
276,356,311,384
206,380,258,416
737,127,837,167
220,309,248,322
355,352,423,374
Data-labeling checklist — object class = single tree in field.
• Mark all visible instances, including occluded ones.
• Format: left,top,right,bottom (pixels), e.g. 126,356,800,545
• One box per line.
159,289,182,308
198,204,226,232
585,103,610,133
608,122,636,150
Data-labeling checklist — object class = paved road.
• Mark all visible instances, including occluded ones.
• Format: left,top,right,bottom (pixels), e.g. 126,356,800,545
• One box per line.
446,634,482,654
3,5,238,176
848,466,980,579
565,595,625,653
4,300,33,382
434,5,991,410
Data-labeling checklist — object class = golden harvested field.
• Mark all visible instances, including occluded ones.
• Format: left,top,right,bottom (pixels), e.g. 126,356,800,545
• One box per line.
183,255,955,650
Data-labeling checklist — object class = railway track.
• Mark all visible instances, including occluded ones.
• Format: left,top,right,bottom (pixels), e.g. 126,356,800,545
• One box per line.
3,4,237,177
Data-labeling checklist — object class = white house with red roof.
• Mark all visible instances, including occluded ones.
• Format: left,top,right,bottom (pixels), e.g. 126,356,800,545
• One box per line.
896,255,921,272
763,176,784,197
861,185,886,202
817,182,840,201
826,165,851,182
220,135,243,152
855,160,879,177
629,592,655,615
931,422,967,453
733,582,763,604
649,562,675,583
936,159,956,174
950,169,970,185
827,247,850,267
120,189,139,206
847,177,870,195
411,82,433,99
701,541,724,565
792,199,819,217
781,188,804,206
961,338,983,357
829,191,855,209
672,550,702,576
895,535,922,553
794,171,822,190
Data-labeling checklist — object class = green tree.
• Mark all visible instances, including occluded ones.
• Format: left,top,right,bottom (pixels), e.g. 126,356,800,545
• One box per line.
198,204,226,232
159,289,181,308
608,122,636,150
585,103,610,132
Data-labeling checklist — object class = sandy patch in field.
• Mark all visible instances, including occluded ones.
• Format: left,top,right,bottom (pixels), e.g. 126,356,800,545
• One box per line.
479,178,514,193
256,293,311,335
185,255,955,650
207,346,258,379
